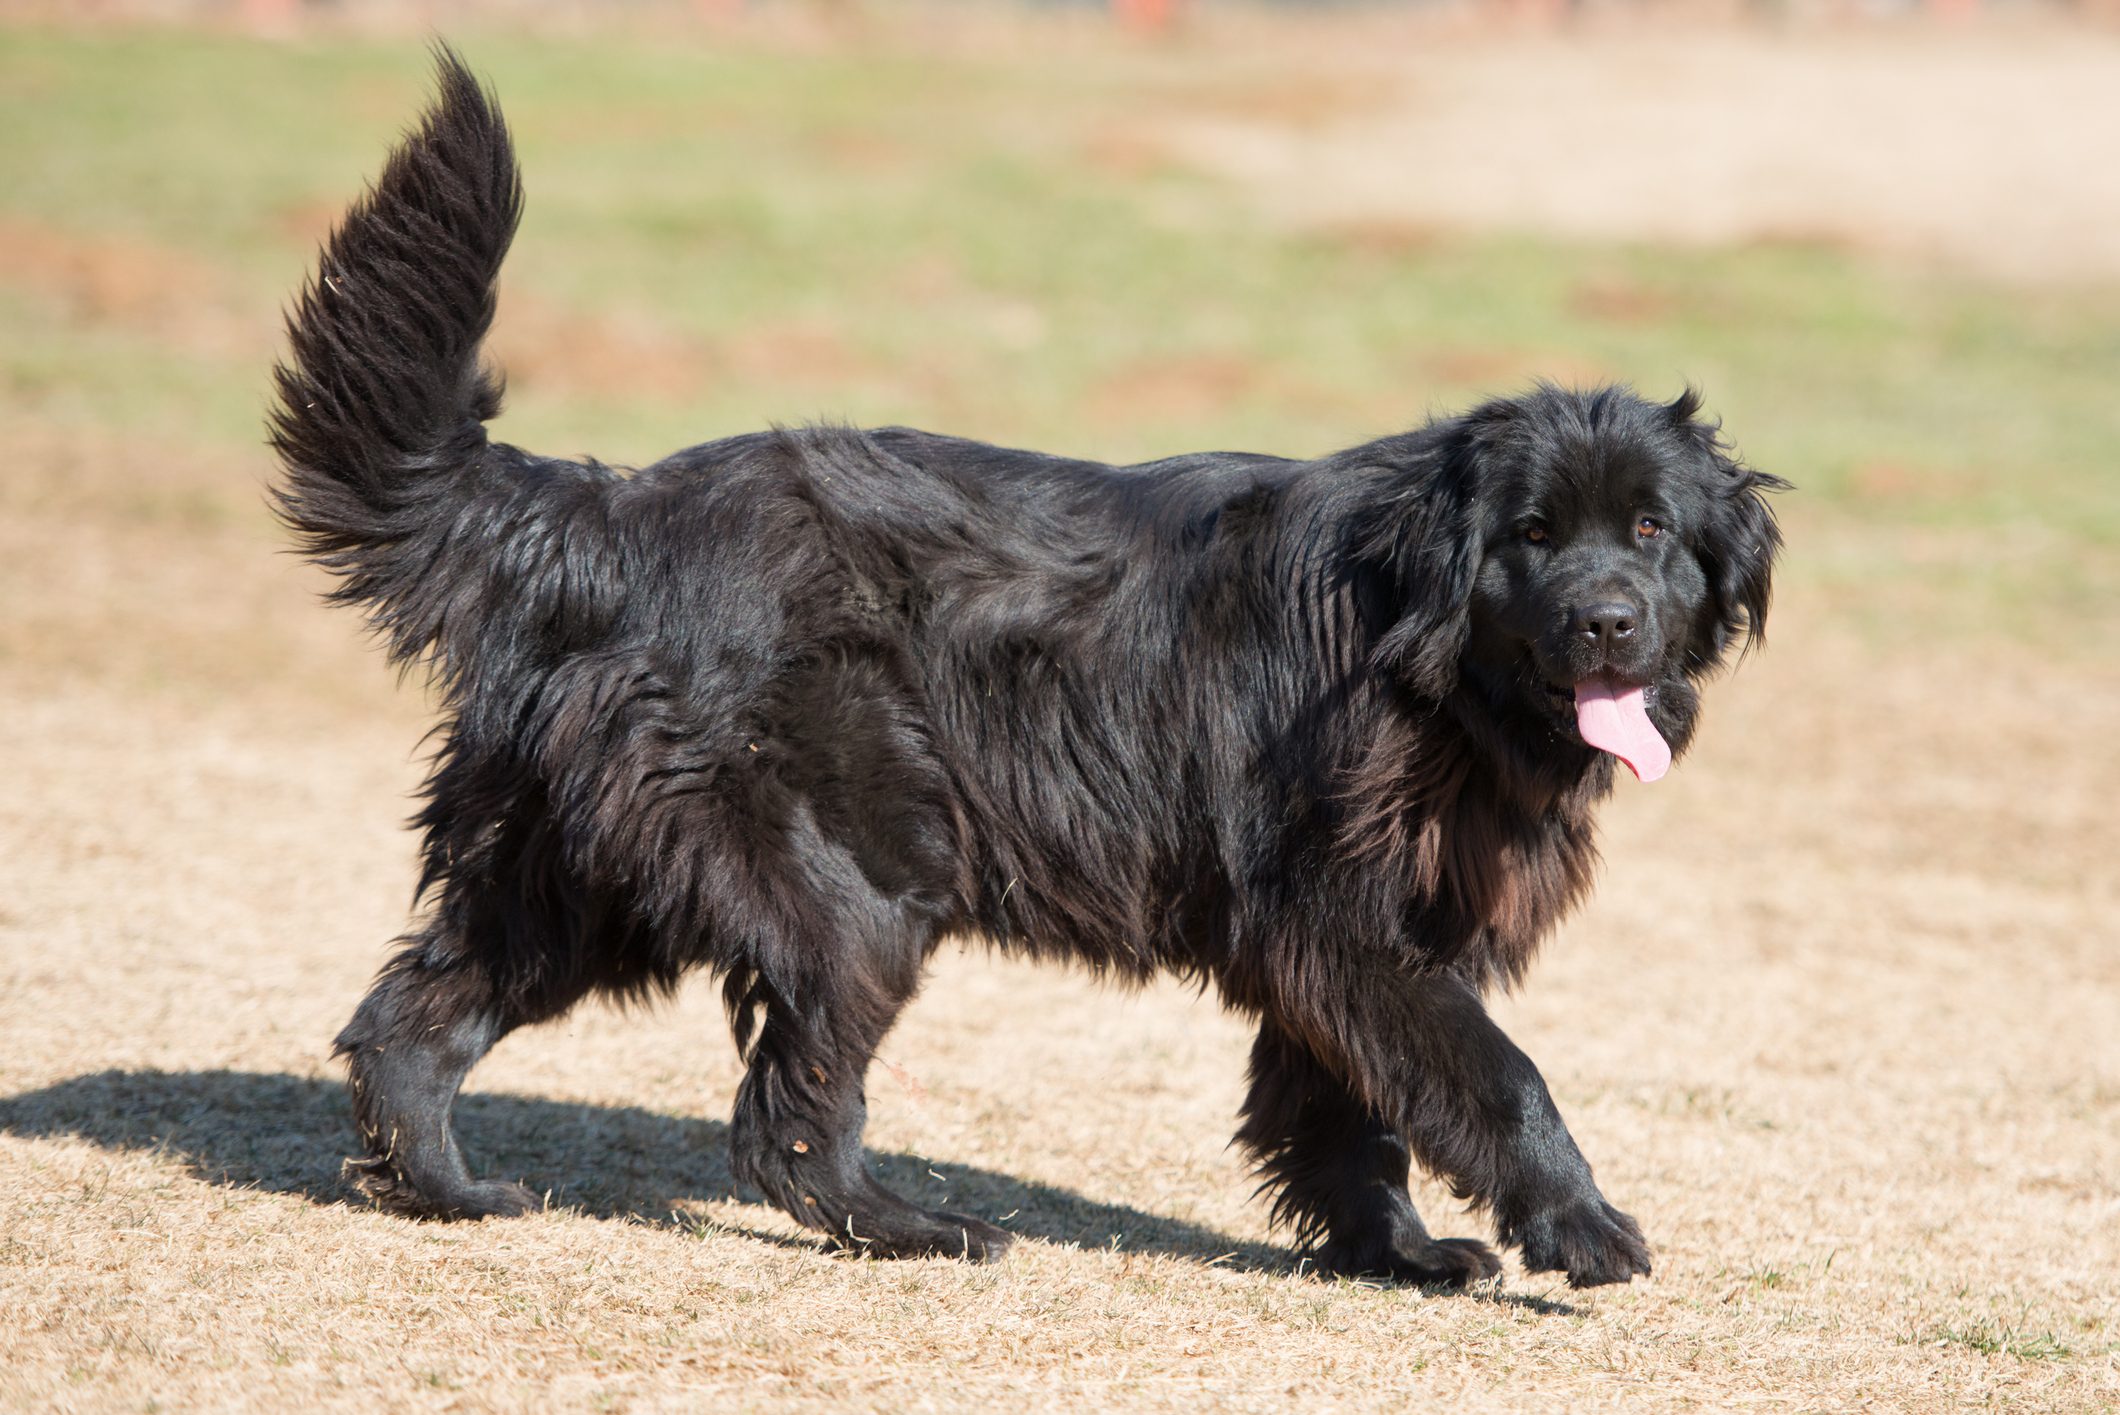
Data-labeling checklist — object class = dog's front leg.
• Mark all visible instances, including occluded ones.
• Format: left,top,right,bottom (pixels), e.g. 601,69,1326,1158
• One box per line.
1285,970,1652,1289
1237,1017,1504,1287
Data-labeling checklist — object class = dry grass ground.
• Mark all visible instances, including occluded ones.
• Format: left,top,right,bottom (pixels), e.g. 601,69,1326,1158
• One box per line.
3,13,2118,1413
1152,25,2120,283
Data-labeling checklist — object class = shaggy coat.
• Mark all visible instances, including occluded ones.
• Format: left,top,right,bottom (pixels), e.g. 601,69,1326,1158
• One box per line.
270,51,1782,1287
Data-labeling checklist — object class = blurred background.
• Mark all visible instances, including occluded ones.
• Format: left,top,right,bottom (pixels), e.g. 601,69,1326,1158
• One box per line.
1,4,2115,1410
6,0,2119,668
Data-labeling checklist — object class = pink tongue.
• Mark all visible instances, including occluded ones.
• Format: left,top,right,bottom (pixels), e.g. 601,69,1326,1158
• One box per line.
1574,676,1672,783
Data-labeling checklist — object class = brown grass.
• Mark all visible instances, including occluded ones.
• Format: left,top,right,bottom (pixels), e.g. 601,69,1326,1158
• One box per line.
2,385,2116,1415
3,16,2118,1414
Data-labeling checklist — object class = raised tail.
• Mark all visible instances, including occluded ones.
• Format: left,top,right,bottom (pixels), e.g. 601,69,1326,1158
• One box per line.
268,46,523,666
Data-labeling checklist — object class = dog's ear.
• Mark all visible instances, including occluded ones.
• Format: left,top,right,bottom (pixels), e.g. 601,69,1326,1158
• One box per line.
1355,415,1494,699
1669,388,1786,653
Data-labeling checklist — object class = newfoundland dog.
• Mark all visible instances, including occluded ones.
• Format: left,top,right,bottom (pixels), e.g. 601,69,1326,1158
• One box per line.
270,51,1782,1289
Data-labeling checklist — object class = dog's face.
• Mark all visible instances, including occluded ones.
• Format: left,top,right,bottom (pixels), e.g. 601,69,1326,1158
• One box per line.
1379,385,1783,776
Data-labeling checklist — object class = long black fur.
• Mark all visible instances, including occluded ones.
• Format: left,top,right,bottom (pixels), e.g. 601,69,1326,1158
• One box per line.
271,50,1783,1285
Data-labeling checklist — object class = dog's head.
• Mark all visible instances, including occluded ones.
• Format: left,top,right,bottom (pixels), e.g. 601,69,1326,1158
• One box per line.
1368,384,1784,779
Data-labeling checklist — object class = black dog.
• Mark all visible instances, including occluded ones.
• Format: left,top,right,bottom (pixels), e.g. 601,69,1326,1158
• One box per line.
270,51,1781,1288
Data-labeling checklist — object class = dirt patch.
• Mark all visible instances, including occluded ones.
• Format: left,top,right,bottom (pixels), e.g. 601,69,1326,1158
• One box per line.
490,288,715,404
272,196,343,248
1566,275,1679,327
1845,459,1980,506
1149,29,2120,284
0,215,255,356
718,317,878,388
1086,351,1377,430
1411,344,1612,392
490,293,890,408
1087,352,1272,425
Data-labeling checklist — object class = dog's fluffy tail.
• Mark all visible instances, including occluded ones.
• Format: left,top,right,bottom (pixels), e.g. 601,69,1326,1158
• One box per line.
268,46,523,666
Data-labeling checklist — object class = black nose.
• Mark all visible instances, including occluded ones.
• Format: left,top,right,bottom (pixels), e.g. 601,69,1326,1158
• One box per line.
1570,601,1639,648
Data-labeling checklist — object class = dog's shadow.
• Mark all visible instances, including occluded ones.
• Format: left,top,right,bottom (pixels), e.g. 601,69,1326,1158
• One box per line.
0,1068,1575,1309
0,1067,1284,1262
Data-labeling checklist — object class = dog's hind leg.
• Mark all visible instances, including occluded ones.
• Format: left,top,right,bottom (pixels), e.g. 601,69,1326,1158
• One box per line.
724,942,1011,1263
335,928,586,1220
1236,1019,1502,1287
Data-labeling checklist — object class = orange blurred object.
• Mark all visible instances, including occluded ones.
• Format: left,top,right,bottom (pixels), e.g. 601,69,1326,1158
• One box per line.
240,0,299,29
1114,0,1180,34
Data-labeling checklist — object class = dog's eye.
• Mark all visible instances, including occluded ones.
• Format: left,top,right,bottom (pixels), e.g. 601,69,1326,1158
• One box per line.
1523,524,1550,545
1635,516,1664,540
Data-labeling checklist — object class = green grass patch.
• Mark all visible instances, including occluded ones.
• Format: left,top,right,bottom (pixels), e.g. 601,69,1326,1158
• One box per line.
1923,1319,2078,1362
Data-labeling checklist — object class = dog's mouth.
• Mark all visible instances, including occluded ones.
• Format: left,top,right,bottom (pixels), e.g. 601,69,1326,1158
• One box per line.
1538,674,1670,783
1539,676,1661,706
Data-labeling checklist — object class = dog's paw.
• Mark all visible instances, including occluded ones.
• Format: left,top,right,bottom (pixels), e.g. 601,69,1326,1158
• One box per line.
344,1156,540,1221
453,1180,543,1220
828,1208,1015,1263
1315,1233,1503,1289
931,1212,1014,1263
1513,1197,1651,1288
